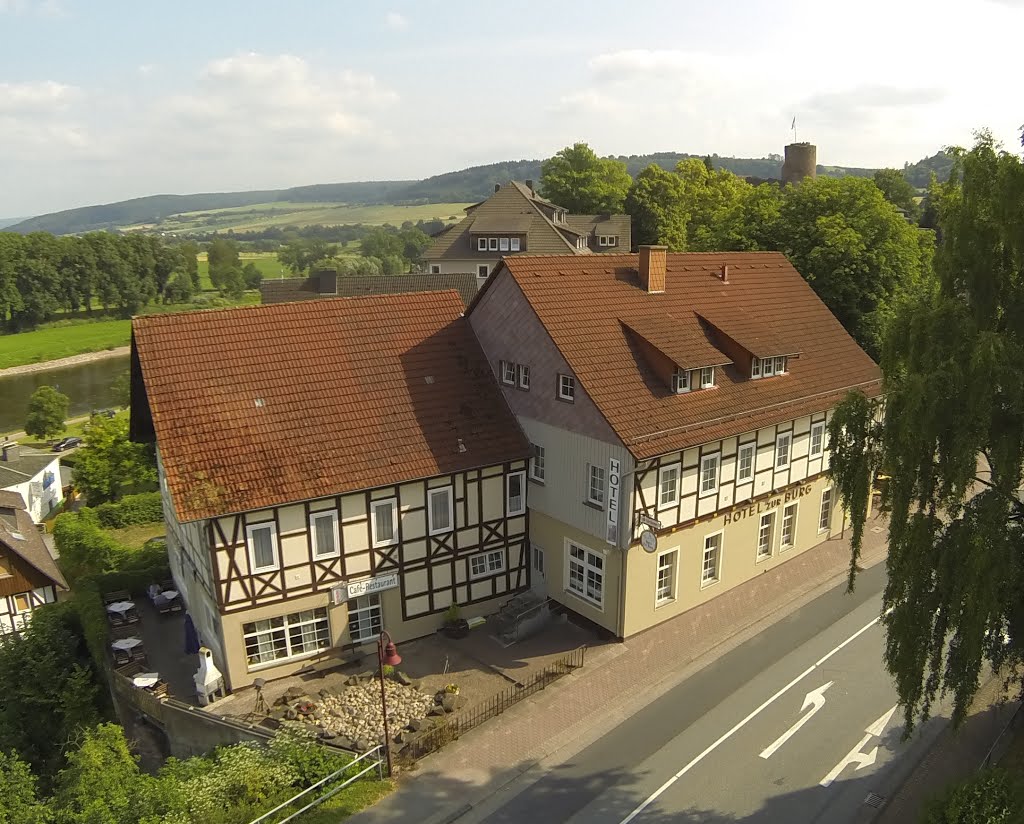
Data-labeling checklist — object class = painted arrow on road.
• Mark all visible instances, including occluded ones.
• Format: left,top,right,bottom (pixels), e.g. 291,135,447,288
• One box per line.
759,681,834,759
819,704,899,787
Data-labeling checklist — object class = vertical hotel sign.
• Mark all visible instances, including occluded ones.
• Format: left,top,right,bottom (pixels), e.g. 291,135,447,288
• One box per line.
606,458,621,545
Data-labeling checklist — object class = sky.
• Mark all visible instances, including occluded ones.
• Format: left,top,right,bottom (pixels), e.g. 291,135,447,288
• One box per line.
0,0,1021,217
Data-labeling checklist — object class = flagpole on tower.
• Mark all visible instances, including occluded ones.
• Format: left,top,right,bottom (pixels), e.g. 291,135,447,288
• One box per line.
791,116,797,143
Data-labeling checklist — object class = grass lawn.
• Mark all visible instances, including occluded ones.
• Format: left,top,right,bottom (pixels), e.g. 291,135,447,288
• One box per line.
0,293,260,369
295,779,395,823
108,522,165,550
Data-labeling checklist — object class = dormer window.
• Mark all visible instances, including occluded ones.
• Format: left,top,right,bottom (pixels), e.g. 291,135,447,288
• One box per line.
510,237,521,251
488,238,499,252
500,237,510,251
672,368,690,394
477,237,487,252
752,356,788,379
751,357,761,379
700,367,715,388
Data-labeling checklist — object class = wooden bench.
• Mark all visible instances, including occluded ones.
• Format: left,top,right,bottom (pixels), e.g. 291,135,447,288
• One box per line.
298,642,367,676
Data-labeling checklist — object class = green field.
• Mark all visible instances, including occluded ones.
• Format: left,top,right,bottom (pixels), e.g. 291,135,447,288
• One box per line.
125,201,470,235
197,252,289,290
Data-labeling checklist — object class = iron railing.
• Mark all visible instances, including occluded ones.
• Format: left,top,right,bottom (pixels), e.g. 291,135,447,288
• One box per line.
404,645,586,760
979,700,1024,771
247,745,385,824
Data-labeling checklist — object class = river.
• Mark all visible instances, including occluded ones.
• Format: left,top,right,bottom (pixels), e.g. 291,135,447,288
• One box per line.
0,355,129,434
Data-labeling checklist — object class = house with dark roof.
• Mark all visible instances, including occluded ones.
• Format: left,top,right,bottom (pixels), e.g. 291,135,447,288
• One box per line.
0,442,64,524
422,181,632,282
260,270,480,307
0,491,67,636
467,247,881,638
131,292,532,688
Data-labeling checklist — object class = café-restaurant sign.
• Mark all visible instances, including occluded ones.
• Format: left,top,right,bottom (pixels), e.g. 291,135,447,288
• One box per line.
722,482,813,526
346,572,400,599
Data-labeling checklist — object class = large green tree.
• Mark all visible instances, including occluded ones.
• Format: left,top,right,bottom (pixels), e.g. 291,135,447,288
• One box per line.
73,414,157,504
24,385,69,441
828,131,1024,732
623,164,690,250
0,751,47,824
873,168,920,221
540,143,632,214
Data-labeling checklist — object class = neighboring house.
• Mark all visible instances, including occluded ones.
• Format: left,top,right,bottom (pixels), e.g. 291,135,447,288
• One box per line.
422,181,632,282
467,247,881,638
0,442,63,524
131,291,532,688
260,271,480,307
0,491,67,636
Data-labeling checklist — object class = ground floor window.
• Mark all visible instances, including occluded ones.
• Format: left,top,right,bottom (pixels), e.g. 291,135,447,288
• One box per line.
347,594,383,644
702,532,722,587
532,544,545,576
244,607,330,668
656,550,677,604
470,549,506,579
757,512,775,561
567,541,604,607
819,488,833,532
781,503,798,550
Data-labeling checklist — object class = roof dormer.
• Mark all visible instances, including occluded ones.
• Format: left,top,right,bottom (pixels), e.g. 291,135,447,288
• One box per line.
696,308,801,381
621,313,732,396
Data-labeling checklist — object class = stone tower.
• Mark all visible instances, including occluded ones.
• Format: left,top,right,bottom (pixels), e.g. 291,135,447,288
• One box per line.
782,142,817,186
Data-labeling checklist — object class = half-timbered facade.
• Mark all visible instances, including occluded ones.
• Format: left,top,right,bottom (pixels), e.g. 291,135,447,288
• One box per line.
0,491,66,636
468,248,881,638
133,291,531,688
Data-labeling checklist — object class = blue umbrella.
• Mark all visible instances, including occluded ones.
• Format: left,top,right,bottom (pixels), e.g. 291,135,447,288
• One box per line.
184,613,201,655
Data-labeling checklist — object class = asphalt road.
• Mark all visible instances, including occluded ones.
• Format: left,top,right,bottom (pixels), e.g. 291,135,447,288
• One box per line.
481,562,949,823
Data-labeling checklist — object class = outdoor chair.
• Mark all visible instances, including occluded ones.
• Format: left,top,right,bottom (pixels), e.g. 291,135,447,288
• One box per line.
112,647,131,666
103,589,131,605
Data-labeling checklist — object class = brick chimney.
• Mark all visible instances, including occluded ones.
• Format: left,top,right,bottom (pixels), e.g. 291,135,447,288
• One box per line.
494,183,501,193
526,179,535,195
638,245,668,294
1,442,19,462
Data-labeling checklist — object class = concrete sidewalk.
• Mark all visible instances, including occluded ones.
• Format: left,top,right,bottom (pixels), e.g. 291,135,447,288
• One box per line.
348,518,890,824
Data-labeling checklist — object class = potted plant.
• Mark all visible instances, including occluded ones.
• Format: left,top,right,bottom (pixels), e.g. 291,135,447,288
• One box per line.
441,603,470,639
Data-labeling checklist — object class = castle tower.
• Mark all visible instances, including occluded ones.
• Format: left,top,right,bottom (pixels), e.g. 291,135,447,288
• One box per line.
782,142,817,186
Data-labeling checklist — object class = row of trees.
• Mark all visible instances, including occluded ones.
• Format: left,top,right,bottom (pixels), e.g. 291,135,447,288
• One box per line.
539,143,933,358
0,233,200,331
274,226,432,277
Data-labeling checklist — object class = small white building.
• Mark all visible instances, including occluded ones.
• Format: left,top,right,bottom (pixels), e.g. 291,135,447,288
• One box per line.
0,442,63,524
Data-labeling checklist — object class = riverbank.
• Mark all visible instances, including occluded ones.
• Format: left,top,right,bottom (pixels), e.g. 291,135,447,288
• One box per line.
0,346,131,379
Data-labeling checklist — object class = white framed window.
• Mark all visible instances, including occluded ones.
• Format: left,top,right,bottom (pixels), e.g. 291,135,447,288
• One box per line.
347,594,382,644
819,488,833,533
737,443,755,483
567,541,604,607
751,357,761,379
701,532,722,587
500,360,516,385
781,502,798,549
517,363,530,390
656,549,677,605
510,237,521,252
776,432,792,469
309,510,340,558
672,368,690,394
477,237,487,252
506,470,526,516
370,499,398,547
700,453,720,495
658,464,679,509
428,486,454,535
558,374,575,402
761,357,775,377
587,463,606,507
810,422,826,458
700,366,715,388
530,444,545,483
757,512,775,561
470,549,505,579
488,237,499,251
775,356,787,374
246,522,279,573
499,237,510,251
429,264,440,274
532,544,544,576
477,264,490,278
244,607,330,668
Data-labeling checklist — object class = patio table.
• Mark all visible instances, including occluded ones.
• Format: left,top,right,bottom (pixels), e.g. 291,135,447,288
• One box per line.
132,673,160,689
162,590,179,600
111,637,143,652
106,601,135,615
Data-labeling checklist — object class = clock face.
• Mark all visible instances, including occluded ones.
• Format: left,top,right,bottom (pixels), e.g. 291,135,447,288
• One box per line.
641,530,657,553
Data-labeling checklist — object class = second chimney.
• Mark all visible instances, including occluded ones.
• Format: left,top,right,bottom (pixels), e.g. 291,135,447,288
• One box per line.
720,264,729,283
526,179,534,195
494,183,501,193
638,245,668,294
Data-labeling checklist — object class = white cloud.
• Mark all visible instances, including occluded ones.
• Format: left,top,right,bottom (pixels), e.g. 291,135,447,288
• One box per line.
803,85,947,117
589,49,694,77
385,11,409,29
0,0,65,16
0,80,77,113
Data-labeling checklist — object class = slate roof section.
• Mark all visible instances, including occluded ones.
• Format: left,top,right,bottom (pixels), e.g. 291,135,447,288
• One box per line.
260,272,479,307
132,291,530,523
0,452,55,490
0,491,67,590
486,252,881,460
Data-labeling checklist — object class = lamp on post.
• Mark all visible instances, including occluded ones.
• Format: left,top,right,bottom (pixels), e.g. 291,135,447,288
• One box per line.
377,630,401,776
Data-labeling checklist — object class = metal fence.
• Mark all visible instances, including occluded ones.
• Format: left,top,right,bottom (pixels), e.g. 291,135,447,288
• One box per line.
403,645,587,761
979,700,1024,771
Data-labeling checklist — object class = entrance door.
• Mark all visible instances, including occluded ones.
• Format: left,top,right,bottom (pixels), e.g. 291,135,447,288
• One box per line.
348,593,383,644
531,544,546,596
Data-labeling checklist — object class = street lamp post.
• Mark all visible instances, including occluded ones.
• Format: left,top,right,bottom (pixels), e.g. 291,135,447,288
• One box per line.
377,630,401,777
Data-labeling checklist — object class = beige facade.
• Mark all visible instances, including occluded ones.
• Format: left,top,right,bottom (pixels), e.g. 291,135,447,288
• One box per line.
427,258,498,282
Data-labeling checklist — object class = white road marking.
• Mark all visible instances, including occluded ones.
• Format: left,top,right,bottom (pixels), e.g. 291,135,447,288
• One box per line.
759,680,834,759
818,704,898,787
617,612,886,824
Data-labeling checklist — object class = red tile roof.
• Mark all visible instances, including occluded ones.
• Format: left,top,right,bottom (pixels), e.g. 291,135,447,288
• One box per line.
492,253,881,459
133,291,530,523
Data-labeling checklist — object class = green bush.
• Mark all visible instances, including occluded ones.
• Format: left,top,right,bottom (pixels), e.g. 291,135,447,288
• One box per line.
92,492,164,529
53,511,128,584
922,768,1024,824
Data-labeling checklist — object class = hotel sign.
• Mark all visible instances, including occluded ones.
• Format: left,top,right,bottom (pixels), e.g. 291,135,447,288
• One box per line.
606,458,621,545
722,483,814,526
345,572,400,599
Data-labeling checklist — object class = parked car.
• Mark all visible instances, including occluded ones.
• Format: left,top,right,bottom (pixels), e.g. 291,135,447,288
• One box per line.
52,436,83,452
95,409,117,418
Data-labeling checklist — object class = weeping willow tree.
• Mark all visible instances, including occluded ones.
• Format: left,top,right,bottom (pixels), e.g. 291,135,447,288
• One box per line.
828,130,1024,732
